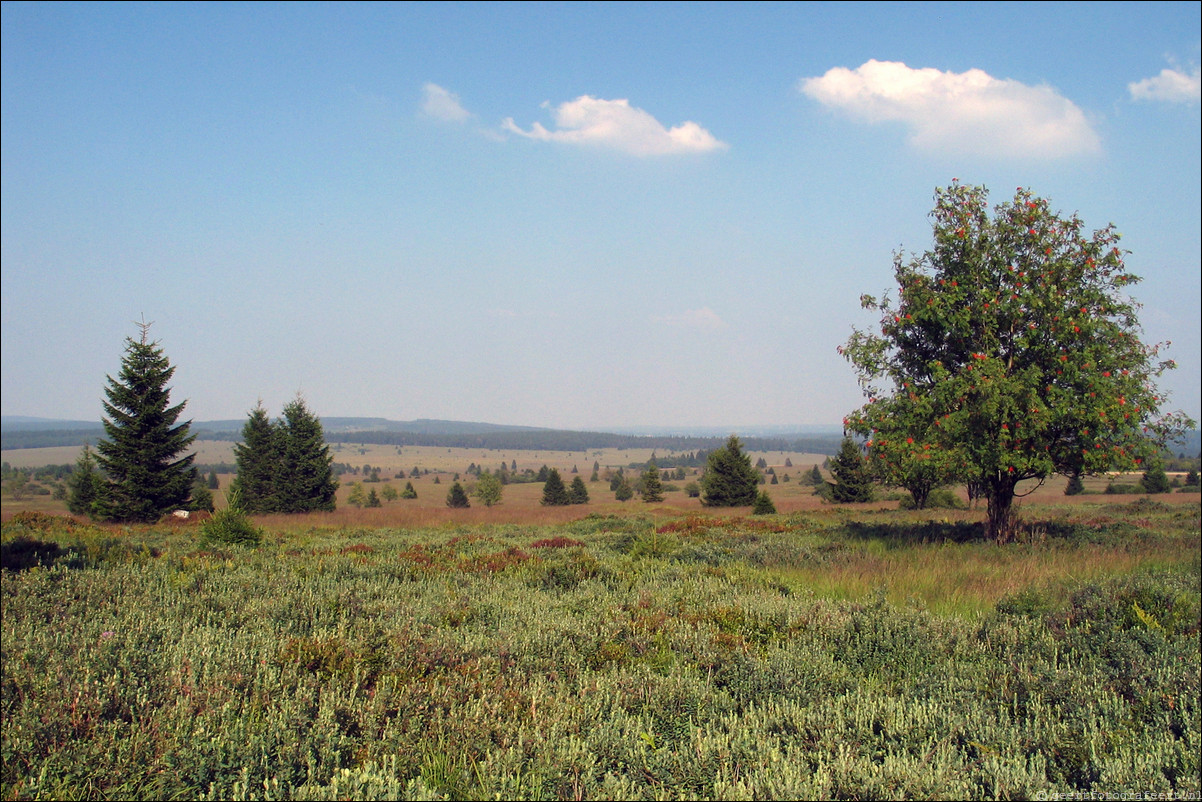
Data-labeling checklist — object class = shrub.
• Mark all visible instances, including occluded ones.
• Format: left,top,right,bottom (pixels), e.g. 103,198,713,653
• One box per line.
198,487,262,547
752,491,776,515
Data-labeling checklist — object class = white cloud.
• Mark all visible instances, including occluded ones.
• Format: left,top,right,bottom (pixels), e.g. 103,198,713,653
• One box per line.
654,307,727,330
420,83,472,122
502,96,727,156
1128,66,1201,103
799,59,1101,159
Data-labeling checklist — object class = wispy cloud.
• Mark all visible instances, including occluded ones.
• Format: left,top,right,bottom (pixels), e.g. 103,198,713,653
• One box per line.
654,307,727,330
502,96,727,156
1128,66,1201,103
799,59,1101,159
420,83,472,122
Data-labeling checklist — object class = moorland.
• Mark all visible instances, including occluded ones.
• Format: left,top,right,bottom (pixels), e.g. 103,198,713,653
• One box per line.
1,437,1199,800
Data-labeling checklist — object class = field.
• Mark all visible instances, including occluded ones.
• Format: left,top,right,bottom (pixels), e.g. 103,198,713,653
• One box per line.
2,457,1199,801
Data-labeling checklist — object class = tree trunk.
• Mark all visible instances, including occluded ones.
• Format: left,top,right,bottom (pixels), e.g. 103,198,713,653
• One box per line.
985,476,1020,543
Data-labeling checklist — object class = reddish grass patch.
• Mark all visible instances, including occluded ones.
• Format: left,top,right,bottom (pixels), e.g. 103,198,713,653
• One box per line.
530,536,585,548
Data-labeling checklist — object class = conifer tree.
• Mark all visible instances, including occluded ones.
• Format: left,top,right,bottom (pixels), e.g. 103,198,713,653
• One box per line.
541,468,571,506
752,491,777,515
569,475,590,504
231,401,282,513
641,461,665,503
614,475,634,502
700,435,759,507
93,323,197,522
446,481,470,508
276,395,338,513
66,444,105,517
829,437,875,503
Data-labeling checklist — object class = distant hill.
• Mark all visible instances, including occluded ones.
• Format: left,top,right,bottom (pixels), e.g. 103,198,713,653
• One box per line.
1,415,844,455
5,416,1194,460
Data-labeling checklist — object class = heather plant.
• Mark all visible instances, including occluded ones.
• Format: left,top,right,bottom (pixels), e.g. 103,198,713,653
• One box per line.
2,500,1198,800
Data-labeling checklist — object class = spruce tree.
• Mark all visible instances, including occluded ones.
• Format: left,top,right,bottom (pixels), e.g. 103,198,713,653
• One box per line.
700,435,759,507
231,401,282,514
752,491,777,515
66,444,105,517
641,461,665,503
541,468,571,506
569,475,590,504
276,395,338,512
614,475,634,501
93,323,197,522
829,437,875,503
446,481,470,508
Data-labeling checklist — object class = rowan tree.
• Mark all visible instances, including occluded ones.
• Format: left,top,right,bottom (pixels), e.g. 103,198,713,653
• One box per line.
93,323,197,522
841,182,1192,541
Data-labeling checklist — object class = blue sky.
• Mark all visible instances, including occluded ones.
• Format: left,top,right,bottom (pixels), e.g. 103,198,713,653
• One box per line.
3,2,1199,431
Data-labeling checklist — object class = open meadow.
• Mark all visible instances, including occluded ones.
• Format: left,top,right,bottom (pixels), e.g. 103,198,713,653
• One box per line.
1,470,1199,800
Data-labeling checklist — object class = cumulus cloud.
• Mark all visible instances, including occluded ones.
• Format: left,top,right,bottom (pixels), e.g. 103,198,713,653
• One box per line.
420,83,472,122
1128,66,1201,103
502,96,727,156
799,59,1101,159
654,307,727,330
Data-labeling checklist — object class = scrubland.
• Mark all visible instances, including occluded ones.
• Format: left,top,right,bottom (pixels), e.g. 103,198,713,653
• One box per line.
1,491,1198,800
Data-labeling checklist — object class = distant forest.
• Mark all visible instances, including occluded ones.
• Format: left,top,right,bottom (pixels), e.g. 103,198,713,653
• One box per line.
0,420,850,456
6,418,1197,461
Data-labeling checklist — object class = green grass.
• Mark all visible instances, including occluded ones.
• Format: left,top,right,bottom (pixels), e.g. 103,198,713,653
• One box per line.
2,501,1199,800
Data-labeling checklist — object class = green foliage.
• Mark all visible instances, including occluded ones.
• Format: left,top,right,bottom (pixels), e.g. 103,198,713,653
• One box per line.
277,396,339,512
476,472,504,507
841,183,1194,541
231,401,282,513
198,487,262,547
446,481,470,508
2,503,1198,801
92,323,197,522
614,474,634,502
365,489,381,508
189,476,215,512
751,491,776,515
232,397,338,513
1141,464,1172,494
828,437,875,503
401,481,418,499
568,475,590,505
700,435,760,507
641,461,664,503
1065,474,1085,496
66,444,105,516
541,469,571,506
